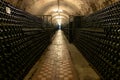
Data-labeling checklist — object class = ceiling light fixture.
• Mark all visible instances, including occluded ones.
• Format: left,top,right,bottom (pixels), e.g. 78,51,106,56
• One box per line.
57,0,62,25
53,9,63,12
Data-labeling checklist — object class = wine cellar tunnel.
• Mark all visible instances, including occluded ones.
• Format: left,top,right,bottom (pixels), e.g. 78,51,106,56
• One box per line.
0,0,120,80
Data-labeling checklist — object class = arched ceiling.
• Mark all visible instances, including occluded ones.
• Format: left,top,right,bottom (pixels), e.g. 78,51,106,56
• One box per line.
5,0,119,25
23,0,83,25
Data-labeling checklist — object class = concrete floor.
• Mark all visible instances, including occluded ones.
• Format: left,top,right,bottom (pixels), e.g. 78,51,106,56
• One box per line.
24,30,100,80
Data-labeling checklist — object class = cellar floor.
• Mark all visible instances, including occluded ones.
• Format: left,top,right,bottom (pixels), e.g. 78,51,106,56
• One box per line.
24,30,100,80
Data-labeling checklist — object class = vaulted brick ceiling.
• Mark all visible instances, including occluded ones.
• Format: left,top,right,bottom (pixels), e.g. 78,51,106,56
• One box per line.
5,0,119,25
